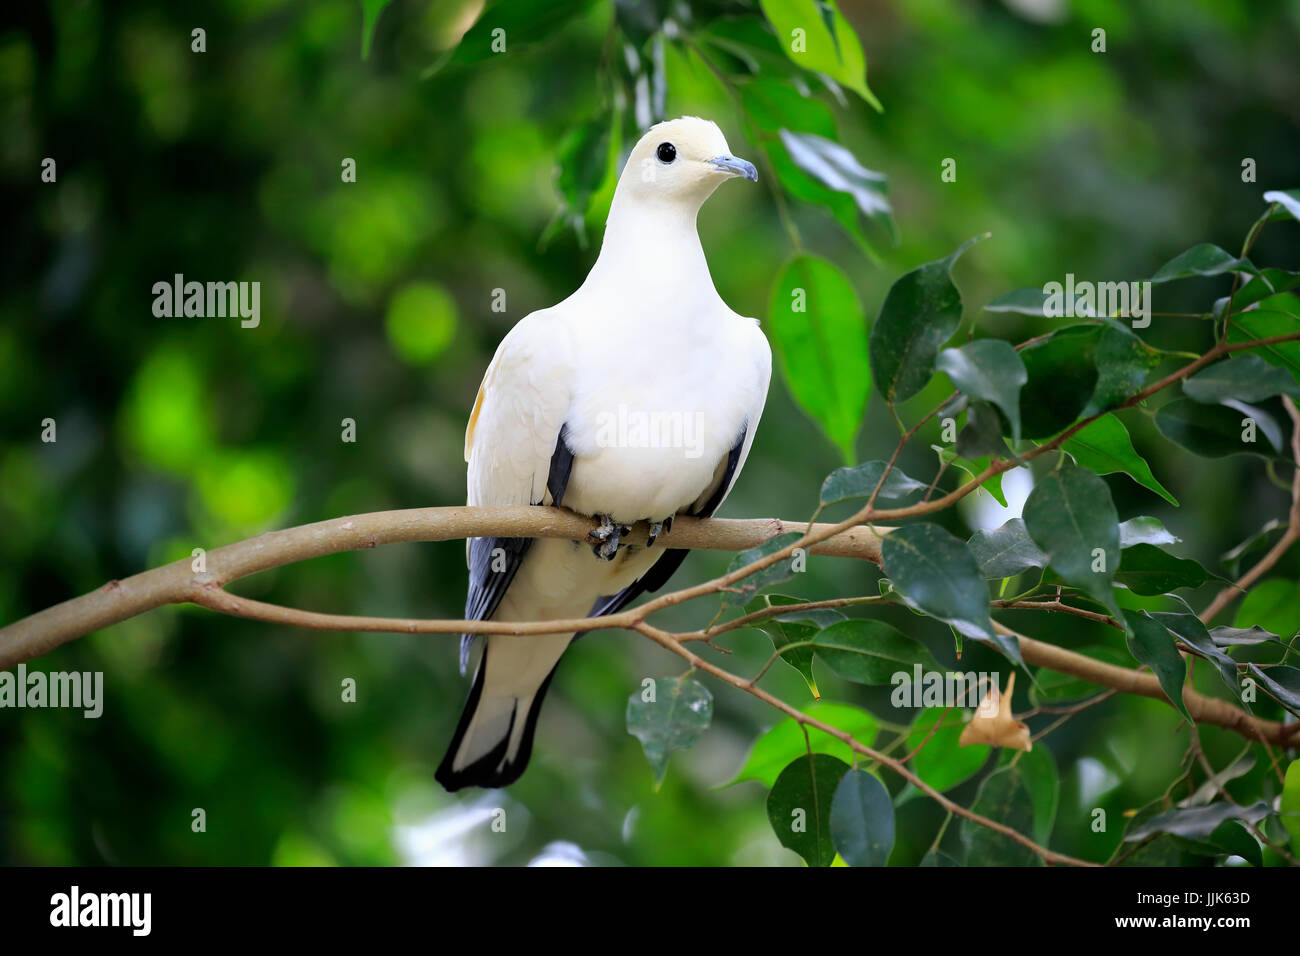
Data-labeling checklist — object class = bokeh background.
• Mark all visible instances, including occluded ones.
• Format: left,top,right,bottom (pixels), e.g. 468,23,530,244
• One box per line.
2,0,1298,865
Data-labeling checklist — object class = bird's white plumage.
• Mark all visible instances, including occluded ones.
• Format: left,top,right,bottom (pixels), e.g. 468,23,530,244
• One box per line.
443,117,772,785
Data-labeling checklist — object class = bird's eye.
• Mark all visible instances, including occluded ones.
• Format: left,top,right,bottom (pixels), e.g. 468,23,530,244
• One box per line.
656,142,677,164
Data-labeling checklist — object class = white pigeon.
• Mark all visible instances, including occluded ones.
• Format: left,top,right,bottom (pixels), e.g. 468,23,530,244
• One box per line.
436,116,772,790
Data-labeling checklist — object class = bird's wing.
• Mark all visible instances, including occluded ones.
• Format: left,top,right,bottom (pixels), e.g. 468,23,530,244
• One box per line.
461,312,576,664
589,318,772,617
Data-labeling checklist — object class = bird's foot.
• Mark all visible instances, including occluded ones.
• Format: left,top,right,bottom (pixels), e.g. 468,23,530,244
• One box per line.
589,514,632,561
647,515,674,547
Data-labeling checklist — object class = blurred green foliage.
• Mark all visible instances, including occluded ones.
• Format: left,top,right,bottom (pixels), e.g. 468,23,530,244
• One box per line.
1,0,1299,865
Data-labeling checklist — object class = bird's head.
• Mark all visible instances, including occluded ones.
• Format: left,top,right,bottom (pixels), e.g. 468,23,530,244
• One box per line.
616,116,757,208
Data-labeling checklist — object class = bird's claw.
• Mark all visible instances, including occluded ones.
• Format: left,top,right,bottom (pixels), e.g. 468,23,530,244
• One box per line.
589,514,631,561
647,515,674,547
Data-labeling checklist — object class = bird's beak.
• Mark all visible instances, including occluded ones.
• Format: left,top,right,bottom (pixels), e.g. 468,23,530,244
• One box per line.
709,155,758,182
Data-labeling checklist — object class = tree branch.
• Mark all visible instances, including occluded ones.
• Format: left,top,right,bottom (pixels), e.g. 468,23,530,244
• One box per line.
0,506,885,669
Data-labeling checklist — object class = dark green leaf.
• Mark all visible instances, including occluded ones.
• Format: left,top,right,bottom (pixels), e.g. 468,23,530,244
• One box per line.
956,402,1011,459
1221,518,1284,577
744,594,841,697
1209,625,1283,647
968,518,1048,579
1125,800,1272,841
626,676,713,785
830,769,894,866
962,766,1042,866
1184,354,1300,403
1022,466,1122,617
1114,544,1209,595
1155,398,1282,458
1246,664,1300,717
1205,819,1263,867
1150,243,1258,283
722,532,804,607
869,237,984,404
1084,323,1161,415
1018,325,1100,439
1061,413,1178,506
1006,748,1058,845
820,461,926,505
813,618,939,684
769,256,872,461
766,753,851,866
881,522,993,640
936,339,1027,442
1149,611,1239,697
1126,612,1191,721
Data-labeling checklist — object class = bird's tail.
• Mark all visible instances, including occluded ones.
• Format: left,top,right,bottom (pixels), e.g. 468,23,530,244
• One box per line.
435,633,571,791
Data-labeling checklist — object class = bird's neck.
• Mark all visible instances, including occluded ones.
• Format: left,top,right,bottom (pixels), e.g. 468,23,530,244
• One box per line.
580,194,717,302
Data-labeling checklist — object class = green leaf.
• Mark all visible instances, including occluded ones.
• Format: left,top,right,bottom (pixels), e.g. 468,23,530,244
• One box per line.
769,256,872,461
881,522,994,640
1222,518,1284,577
1084,323,1162,415
1114,544,1209,595
1235,578,1300,637
1204,819,1263,867
720,533,805,613
626,676,713,786
1125,800,1272,841
962,765,1042,866
1223,269,1300,315
1150,243,1258,283
1224,310,1300,380
905,707,990,792
984,287,1053,316
1018,325,1101,439
729,702,878,787
869,236,984,404
778,130,896,244
740,78,838,139
1061,414,1178,506
955,402,1012,460
426,0,594,73
820,460,926,505
967,518,1048,579
1184,354,1300,403
1125,612,1191,721
359,0,393,60
766,753,851,866
1120,516,1180,548
936,339,1027,442
1022,466,1122,617
1149,610,1240,698
1246,664,1300,717
1006,748,1058,846
813,618,939,684
1264,188,1300,223
830,769,895,866
1281,760,1300,855
1209,625,1283,648
744,594,841,697
1155,397,1282,458
757,0,881,108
